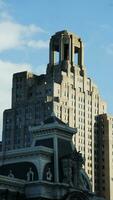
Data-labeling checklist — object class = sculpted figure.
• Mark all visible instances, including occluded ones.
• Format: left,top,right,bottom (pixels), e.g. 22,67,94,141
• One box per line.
46,167,52,181
62,159,73,186
8,170,14,178
27,168,34,181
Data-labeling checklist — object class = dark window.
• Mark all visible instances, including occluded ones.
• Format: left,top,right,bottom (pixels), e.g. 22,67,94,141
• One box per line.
35,138,53,148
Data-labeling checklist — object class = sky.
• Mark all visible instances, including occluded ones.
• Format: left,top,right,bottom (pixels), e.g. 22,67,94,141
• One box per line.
0,0,113,139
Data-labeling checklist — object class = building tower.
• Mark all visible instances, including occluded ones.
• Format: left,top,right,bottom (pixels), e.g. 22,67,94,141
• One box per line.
47,31,107,192
2,30,107,193
97,114,113,200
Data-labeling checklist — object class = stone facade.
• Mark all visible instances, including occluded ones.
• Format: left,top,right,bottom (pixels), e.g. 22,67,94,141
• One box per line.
0,116,102,200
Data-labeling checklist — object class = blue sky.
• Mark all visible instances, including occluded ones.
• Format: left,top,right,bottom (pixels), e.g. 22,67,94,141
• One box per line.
0,0,113,137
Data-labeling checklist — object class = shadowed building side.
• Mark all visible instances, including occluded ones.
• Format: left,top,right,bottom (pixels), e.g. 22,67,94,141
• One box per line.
0,116,102,200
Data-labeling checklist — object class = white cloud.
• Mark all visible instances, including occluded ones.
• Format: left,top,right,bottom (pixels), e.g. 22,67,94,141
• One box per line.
0,0,12,20
0,1,49,52
27,40,49,49
0,20,48,52
33,64,46,75
0,60,31,139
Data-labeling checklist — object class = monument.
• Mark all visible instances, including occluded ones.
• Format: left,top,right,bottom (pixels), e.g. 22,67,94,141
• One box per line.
0,115,103,200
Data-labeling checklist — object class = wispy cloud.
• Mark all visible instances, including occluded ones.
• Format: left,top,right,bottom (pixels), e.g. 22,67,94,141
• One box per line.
0,1,49,52
106,43,113,55
0,21,48,52
27,40,49,49
100,24,112,31
0,0,13,20
0,0,6,8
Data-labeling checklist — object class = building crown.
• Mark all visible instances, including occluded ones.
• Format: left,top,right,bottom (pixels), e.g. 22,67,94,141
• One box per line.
49,30,84,68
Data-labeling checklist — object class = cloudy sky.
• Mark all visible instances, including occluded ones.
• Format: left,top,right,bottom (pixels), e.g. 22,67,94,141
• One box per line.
0,0,113,139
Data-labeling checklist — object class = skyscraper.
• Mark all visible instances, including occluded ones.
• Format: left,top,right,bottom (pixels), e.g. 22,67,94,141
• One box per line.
2,30,109,196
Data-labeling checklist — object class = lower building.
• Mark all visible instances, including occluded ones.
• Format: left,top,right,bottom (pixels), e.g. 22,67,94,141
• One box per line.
96,114,113,200
0,116,103,200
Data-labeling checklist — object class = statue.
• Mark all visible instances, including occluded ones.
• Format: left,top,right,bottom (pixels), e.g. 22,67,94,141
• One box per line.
46,168,52,181
8,170,14,178
27,168,34,181
62,159,73,186
79,169,91,191
61,147,85,188
68,165,73,186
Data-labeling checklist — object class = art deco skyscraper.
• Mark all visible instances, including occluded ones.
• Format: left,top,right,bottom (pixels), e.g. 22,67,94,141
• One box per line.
2,30,107,193
47,31,107,191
